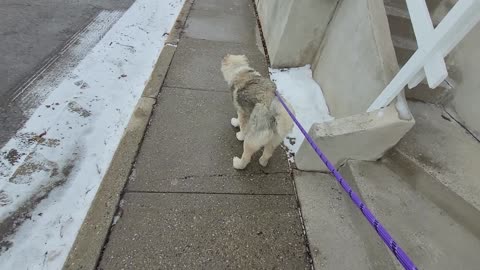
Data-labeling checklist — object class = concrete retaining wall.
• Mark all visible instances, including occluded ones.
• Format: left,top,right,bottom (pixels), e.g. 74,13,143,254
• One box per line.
448,24,480,138
296,105,414,172
311,0,399,118
257,0,415,171
256,0,338,68
434,0,480,138
407,0,480,138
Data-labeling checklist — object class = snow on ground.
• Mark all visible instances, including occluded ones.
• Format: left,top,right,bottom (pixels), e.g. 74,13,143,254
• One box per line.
0,0,184,269
270,65,334,155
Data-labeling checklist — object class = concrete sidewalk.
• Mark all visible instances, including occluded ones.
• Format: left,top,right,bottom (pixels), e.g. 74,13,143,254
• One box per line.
97,0,311,269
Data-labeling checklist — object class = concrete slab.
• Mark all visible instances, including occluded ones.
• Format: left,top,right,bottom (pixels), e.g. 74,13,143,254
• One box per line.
397,102,480,213
296,105,414,172
164,38,268,91
184,9,256,45
99,193,309,270
134,87,289,181
192,0,255,17
383,149,480,241
346,160,480,270
294,170,397,270
127,172,294,195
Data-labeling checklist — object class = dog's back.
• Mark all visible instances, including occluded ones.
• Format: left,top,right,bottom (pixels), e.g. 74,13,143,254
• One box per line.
232,71,293,138
233,71,274,116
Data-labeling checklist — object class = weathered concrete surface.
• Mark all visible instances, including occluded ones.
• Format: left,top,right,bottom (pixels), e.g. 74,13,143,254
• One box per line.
384,149,480,241
184,9,257,44
344,159,480,270
99,193,309,270
395,101,480,226
133,88,288,180
296,105,414,172
257,0,339,68
294,99,480,269
192,0,255,17
128,171,294,194
448,23,480,139
256,0,294,65
164,38,268,91
97,0,311,268
312,0,399,118
294,170,398,270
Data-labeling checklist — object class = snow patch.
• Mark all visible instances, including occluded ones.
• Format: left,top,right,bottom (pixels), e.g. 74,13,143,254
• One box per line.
270,65,334,154
0,0,185,269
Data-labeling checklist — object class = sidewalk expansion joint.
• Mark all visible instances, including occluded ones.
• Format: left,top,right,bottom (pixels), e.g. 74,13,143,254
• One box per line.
184,36,258,47
163,85,229,93
152,171,291,180
190,8,257,19
125,190,295,196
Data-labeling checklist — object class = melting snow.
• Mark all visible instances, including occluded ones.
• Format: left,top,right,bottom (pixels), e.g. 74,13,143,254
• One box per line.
270,65,334,154
0,0,185,269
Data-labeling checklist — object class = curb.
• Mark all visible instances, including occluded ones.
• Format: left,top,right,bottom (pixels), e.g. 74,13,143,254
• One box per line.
62,1,194,269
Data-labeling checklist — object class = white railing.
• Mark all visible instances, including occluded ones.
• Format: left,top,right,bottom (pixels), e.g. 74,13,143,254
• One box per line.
367,0,480,112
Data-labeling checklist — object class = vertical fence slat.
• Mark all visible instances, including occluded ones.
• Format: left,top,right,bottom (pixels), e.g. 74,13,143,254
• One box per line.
406,0,448,89
367,0,480,112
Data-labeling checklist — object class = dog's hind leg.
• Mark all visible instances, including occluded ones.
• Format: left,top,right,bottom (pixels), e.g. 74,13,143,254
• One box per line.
235,112,248,141
231,117,240,127
231,110,242,128
259,136,282,167
233,141,260,170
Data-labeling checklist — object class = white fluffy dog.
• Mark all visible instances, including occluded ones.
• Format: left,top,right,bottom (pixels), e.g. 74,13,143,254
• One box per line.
221,54,294,170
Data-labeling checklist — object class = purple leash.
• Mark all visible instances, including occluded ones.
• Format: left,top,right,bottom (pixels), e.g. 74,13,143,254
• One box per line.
275,91,418,270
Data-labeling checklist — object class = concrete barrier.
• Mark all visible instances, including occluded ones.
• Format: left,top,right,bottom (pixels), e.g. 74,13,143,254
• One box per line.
296,105,414,172
256,0,339,68
311,0,399,118
448,24,480,139
256,0,415,171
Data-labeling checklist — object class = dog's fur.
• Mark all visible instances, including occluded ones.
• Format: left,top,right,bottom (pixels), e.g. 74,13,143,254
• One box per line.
221,54,294,169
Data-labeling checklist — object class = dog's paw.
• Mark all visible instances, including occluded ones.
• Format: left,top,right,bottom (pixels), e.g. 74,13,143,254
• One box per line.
236,132,245,141
233,157,246,170
231,118,240,127
259,156,269,167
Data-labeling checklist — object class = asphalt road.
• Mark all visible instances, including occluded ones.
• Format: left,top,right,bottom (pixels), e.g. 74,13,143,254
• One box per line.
0,0,134,148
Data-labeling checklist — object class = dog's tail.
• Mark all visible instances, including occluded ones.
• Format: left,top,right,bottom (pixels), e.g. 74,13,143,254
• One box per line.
271,95,294,138
246,96,294,144
248,103,276,131
243,103,276,146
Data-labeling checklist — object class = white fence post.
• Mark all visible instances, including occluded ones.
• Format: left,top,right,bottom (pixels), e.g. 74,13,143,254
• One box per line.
367,0,480,112
406,0,448,89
